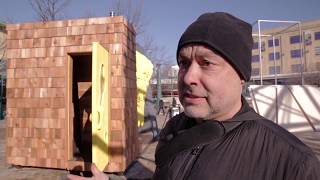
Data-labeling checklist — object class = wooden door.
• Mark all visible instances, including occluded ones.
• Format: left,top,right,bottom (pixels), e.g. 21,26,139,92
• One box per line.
92,42,110,171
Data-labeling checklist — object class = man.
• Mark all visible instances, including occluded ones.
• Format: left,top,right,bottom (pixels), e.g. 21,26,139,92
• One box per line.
68,12,320,180
153,12,320,179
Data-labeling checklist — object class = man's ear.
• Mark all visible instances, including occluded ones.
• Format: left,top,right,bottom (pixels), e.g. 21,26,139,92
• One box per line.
240,80,245,85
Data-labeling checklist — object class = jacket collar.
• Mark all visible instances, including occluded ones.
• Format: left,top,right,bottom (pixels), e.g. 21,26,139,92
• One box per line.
155,96,262,166
186,96,256,131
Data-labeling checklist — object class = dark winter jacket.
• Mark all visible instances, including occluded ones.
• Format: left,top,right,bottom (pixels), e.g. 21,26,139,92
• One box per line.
153,99,320,180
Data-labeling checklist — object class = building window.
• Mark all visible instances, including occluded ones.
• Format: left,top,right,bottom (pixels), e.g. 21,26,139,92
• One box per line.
252,41,265,51
315,46,320,56
252,42,259,49
269,66,281,75
268,39,279,47
261,41,265,52
251,55,260,62
291,64,303,73
305,33,312,46
251,68,260,76
315,32,320,40
291,49,302,58
290,35,301,44
269,52,280,61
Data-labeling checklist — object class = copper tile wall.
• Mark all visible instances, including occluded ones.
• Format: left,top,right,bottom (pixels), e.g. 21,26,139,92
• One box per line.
6,16,138,172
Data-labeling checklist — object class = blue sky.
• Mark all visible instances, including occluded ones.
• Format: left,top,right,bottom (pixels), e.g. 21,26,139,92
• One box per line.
1,0,320,64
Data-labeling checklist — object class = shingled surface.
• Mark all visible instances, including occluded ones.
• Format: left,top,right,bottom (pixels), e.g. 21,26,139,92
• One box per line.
6,16,138,172
0,104,165,179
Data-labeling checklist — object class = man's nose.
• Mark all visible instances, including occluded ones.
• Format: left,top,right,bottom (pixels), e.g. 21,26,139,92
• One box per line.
182,62,200,86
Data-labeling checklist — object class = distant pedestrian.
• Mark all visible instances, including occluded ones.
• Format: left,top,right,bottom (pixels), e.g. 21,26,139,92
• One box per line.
157,99,165,115
172,97,177,107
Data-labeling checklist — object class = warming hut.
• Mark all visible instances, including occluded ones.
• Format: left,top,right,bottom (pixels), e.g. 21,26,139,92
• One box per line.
5,16,139,172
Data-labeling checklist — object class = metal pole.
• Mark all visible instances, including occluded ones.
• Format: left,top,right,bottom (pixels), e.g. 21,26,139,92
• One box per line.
170,68,173,97
302,32,308,85
272,35,278,124
273,36,278,85
258,20,263,85
156,64,162,108
275,86,278,124
279,36,283,84
299,22,304,85
257,20,301,24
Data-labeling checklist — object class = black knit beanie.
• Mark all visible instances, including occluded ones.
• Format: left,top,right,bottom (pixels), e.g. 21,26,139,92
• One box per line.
177,12,253,81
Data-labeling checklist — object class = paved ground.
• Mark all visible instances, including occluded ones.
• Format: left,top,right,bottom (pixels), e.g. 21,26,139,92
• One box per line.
0,106,168,180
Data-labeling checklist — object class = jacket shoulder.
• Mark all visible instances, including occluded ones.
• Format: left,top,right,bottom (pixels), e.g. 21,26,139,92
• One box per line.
247,116,316,156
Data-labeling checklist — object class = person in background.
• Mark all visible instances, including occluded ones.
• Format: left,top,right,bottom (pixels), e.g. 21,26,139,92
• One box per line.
157,99,165,115
172,97,177,107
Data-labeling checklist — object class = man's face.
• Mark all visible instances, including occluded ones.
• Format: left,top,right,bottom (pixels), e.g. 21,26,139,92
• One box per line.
177,44,243,121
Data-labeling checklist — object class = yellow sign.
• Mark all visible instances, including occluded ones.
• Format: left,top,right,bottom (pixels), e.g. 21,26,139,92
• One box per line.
136,51,153,127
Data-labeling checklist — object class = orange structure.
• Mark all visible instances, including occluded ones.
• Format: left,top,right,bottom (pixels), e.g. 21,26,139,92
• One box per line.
5,16,139,172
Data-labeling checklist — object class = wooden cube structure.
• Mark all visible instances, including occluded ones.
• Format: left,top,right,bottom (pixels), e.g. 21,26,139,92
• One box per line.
5,16,139,172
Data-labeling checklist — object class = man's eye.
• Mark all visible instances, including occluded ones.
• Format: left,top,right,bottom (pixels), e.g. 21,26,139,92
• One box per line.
204,60,211,66
200,59,211,66
178,60,189,67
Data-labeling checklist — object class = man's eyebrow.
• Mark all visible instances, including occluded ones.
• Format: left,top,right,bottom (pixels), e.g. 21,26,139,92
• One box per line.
197,51,212,57
178,52,189,59
198,49,225,61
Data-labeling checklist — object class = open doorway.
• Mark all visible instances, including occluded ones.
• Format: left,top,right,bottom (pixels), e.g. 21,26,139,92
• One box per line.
70,54,92,163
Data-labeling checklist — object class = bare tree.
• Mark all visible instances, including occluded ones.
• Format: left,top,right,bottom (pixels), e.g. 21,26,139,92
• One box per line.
112,0,146,35
0,25,7,77
111,0,172,65
0,36,5,60
3,17,16,24
138,35,171,64
28,0,71,22
80,9,97,19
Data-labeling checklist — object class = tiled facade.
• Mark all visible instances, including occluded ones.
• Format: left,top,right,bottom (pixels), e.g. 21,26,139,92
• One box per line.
5,16,139,172
251,19,320,77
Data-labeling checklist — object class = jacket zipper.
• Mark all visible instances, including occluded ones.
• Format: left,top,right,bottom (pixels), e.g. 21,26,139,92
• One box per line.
176,145,203,180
